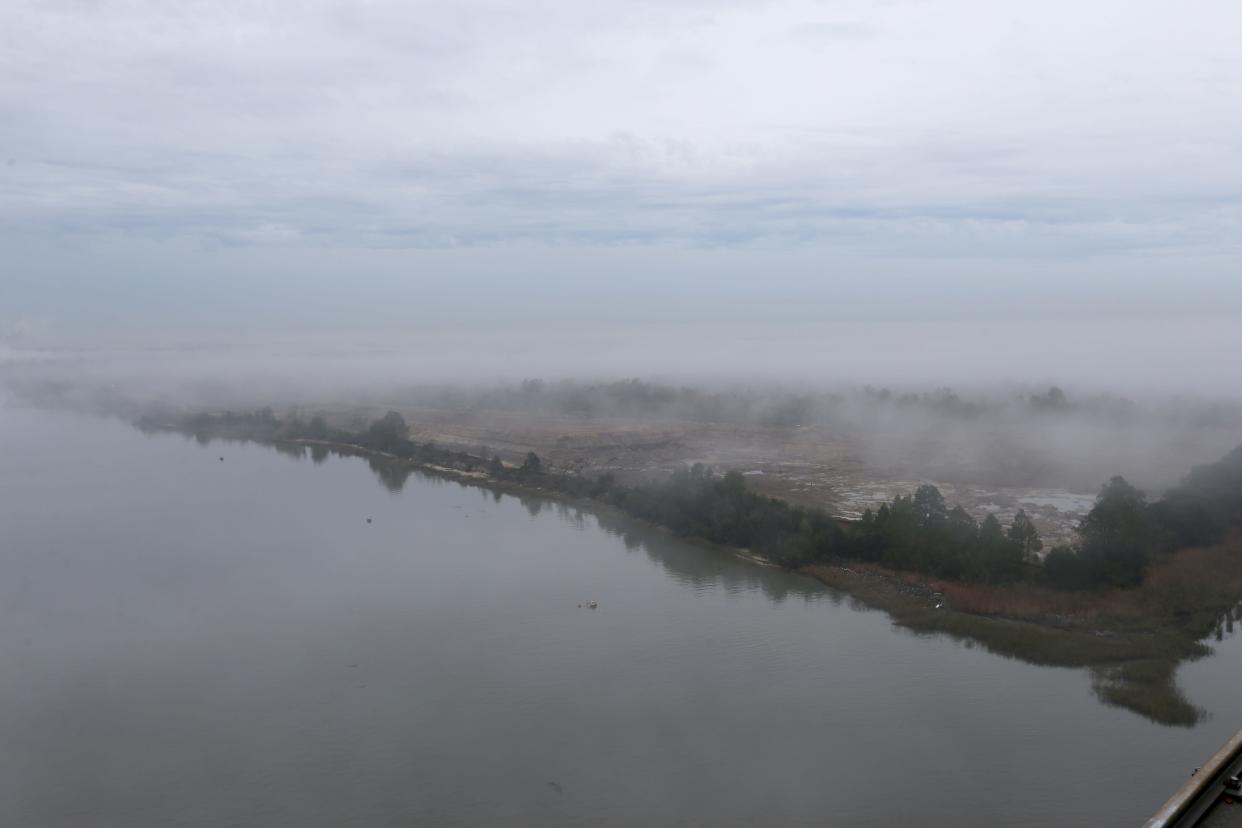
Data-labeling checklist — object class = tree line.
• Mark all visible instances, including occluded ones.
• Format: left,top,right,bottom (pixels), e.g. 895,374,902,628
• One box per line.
152,408,1242,592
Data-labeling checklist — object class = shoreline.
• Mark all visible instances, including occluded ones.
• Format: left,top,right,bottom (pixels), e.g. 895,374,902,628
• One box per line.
155,420,1241,727
800,555,1241,727
295,433,1242,728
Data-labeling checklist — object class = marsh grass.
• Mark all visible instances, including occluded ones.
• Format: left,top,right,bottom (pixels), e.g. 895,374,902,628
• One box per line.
804,536,1242,727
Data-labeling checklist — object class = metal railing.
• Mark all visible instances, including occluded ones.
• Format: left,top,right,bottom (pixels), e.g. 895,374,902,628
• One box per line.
1144,726,1242,827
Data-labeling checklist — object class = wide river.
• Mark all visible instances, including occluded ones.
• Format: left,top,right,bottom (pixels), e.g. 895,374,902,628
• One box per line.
1,405,1239,827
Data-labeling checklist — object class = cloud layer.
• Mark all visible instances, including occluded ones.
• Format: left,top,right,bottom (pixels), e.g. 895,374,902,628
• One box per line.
4,0,1240,254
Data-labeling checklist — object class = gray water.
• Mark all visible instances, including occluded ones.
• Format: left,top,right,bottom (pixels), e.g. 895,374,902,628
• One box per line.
1,406,1239,827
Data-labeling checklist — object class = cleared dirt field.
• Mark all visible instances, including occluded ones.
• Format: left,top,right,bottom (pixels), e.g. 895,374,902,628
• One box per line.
310,402,1092,549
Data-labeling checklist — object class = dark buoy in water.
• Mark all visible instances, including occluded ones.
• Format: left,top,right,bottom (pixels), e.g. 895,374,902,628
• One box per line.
366,517,372,524
219,456,224,462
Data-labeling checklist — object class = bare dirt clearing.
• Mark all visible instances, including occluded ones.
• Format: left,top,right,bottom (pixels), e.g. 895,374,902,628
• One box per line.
311,403,1091,548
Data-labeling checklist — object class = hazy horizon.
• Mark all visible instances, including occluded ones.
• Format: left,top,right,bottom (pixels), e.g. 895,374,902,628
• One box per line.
4,0,1241,390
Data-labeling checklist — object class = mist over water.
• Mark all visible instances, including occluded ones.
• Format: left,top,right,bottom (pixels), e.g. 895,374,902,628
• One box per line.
5,314,1242,394
4,314,1240,496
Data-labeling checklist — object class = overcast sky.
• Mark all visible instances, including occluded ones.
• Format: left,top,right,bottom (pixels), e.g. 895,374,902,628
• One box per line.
2,0,1240,382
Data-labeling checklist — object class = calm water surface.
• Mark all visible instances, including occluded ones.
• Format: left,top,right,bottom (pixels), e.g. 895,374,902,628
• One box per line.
1,405,1239,827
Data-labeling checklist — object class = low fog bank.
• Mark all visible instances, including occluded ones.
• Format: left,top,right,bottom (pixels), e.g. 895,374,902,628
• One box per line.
2,315,1240,393
366,380,1242,494
3,325,1241,495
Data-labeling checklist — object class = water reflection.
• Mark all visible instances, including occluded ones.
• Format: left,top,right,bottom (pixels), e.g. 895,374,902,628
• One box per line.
400,458,1233,726
367,455,413,493
493,485,825,605
10,410,1241,828
140,426,1235,728
273,442,306,461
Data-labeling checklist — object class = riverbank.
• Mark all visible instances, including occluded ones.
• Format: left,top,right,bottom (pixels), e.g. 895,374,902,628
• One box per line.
804,542,1242,726
143,412,1242,726
296,434,1242,727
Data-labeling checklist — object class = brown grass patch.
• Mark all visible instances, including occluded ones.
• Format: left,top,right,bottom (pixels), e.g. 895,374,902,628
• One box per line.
811,534,1242,630
936,581,1141,624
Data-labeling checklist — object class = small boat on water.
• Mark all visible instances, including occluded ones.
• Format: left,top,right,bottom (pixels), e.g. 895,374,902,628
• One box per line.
1144,725,1242,827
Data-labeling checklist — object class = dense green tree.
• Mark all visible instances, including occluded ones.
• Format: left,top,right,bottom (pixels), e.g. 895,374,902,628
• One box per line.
913,484,948,525
1153,445,1242,547
1078,476,1153,586
365,411,409,453
520,451,543,475
973,513,1023,582
1008,509,1043,560
945,506,979,551
1043,545,1091,590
